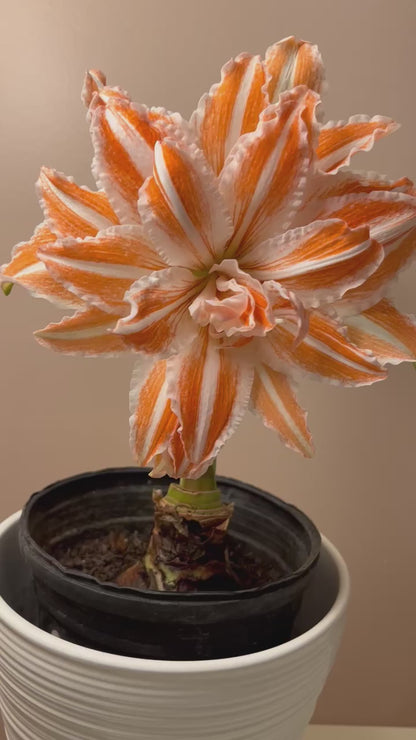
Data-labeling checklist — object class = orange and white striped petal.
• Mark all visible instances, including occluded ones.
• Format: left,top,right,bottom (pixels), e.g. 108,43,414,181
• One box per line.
116,267,201,354
37,225,161,314
138,139,233,269
318,191,416,312
166,329,253,470
265,37,325,103
90,85,171,223
317,192,416,252
267,312,387,386
81,69,106,109
35,307,128,356
191,53,268,175
219,88,318,258
297,170,414,225
129,357,188,476
345,299,416,365
251,365,313,456
37,168,118,239
317,115,399,173
1,223,83,308
241,219,383,307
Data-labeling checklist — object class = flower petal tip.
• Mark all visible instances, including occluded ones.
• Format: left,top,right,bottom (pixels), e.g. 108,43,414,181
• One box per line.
82,69,107,108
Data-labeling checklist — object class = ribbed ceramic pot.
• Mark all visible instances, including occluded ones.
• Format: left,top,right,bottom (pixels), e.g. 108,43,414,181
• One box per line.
0,510,349,740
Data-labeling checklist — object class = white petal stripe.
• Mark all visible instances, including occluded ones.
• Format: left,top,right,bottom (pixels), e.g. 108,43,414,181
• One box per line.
44,178,114,233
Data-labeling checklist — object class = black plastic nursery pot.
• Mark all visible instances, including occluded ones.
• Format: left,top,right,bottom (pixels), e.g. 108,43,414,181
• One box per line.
19,467,321,661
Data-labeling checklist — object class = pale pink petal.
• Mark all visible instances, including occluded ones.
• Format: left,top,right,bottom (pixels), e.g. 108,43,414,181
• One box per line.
189,259,275,337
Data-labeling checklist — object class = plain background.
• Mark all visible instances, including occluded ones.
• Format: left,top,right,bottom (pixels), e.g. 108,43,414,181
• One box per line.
0,0,415,732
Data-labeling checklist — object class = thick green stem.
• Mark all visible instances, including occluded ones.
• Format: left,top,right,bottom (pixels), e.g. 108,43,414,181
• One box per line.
165,462,222,510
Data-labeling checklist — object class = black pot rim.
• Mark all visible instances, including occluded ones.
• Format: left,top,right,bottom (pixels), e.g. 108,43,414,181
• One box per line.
20,467,321,602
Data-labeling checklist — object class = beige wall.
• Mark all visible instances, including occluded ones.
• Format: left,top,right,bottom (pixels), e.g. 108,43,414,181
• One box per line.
1,0,415,732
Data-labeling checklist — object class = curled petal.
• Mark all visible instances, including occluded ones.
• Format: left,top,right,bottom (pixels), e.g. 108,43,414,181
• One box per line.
37,167,118,238
220,87,318,257
38,225,166,314
317,115,399,174
191,53,268,175
265,36,325,102
241,219,383,307
138,139,233,269
1,223,83,308
116,267,200,354
81,69,106,108
251,366,313,456
345,299,416,365
190,259,274,337
167,329,254,470
267,311,387,386
35,307,128,356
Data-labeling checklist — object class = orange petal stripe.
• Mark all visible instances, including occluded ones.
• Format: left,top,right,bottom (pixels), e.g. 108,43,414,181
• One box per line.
139,140,233,269
345,299,416,365
37,168,118,238
167,329,253,465
192,53,268,175
251,365,313,456
38,226,166,314
220,88,316,257
35,307,128,355
129,358,183,472
90,88,164,223
117,267,200,354
242,219,382,307
265,37,325,102
269,312,387,385
317,115,399,173
1,223,83,308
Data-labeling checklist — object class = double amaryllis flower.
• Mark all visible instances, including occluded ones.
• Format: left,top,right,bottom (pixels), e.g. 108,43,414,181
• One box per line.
3,37,416,479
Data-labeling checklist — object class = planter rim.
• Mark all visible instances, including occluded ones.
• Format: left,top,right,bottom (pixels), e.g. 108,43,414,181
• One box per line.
21,468,321,600
0,510,350,673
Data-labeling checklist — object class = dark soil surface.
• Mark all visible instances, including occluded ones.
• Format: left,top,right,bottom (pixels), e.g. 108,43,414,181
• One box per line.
48,526,282,591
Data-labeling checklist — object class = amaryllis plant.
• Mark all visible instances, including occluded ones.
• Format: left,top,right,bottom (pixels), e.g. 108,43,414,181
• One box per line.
2,37,416,590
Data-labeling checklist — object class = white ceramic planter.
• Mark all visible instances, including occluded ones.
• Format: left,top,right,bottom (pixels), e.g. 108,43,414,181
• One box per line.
0,511,349,740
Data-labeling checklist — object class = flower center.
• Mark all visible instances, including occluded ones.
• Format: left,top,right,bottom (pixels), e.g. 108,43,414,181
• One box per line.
189,259,275,338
